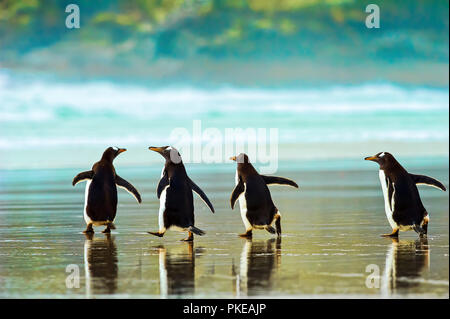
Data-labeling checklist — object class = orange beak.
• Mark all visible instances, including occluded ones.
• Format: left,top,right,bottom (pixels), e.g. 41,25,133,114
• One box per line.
364,155,377,161
149,146,167,153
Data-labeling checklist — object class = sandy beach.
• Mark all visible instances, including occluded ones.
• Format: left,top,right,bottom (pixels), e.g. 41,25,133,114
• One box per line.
0,159,448,298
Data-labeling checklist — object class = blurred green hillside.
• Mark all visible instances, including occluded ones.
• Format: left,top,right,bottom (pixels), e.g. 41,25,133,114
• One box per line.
0,0,448,86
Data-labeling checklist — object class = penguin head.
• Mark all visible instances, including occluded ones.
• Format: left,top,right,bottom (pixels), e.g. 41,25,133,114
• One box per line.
364,152,396,168
149,146,182,164
230,153,250,164
102,146,126,162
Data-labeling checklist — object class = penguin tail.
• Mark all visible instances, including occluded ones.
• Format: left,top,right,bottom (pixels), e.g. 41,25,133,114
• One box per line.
413,224,426,237
188,226,205,236
107,222,116,230
265,226,276,234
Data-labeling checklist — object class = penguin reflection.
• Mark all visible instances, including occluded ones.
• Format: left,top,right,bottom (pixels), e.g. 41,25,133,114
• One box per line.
381,238,430,296
238,238,281,296
157,242,195,297
84,233,118,296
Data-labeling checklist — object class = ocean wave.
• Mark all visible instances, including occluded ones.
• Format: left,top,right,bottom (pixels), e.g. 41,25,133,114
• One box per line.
0,72,448,123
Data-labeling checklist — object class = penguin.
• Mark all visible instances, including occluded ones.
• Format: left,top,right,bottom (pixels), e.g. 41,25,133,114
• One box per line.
72,147,142,233
148,146,214,241
365,152,446,238
230,153,299,238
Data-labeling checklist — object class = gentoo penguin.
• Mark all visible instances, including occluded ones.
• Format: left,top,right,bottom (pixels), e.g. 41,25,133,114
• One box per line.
230,153,299,238
72,147,142,233
365,152,446,238
148,146,214,241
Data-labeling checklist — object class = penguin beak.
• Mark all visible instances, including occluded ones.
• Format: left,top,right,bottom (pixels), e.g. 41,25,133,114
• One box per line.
149,146,166,153
230,156,236,161
117,148,126,154
364,155,378,162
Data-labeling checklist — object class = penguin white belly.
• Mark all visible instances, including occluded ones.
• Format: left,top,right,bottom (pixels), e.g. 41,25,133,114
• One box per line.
236,171,252,230
158,186,169,232
83,180,109,226
379,170,397,229
83,180,93,225
158,187,186,232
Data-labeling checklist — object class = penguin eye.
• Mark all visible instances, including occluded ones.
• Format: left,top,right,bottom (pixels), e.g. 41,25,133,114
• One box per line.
379,152,385,158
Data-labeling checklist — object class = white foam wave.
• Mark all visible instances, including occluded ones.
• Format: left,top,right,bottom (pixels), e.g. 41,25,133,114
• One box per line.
0,72,448,123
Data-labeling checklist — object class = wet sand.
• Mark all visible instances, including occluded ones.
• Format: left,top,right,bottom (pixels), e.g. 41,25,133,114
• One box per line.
0,162,448,298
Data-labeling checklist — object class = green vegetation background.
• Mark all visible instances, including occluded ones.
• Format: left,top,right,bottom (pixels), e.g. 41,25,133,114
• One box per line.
0,0,448,86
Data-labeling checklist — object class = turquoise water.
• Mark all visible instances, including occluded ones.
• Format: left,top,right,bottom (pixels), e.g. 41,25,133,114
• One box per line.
0,71,448,170
0,71,448,297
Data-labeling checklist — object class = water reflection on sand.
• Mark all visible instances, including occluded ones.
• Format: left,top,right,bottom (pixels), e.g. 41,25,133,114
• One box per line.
84,233,118,296
237,238,281,297
381,238,430,297
156,242,196,297
0,167,447,298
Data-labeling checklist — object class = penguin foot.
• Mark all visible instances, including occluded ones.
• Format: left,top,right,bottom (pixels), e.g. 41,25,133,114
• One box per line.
413,223,428,238
265,226,276,234
102,227,111,234
239,230,253,238
275,215,282,236
381,228,399,238
148,231,164,237
83,224,94,234
181,232,194,242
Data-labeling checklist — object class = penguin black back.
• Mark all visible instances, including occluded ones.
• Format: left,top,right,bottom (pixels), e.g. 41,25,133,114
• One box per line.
73,147,142,233
148,146,214,241
230,153,299,238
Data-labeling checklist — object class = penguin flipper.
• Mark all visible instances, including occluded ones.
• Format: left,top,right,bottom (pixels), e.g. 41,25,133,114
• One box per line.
115,175,142,203
230,179,245,209
410,174,446,191
261,175,299,188
72,170,93,186
189,177,215,213
188,226,205,236
156,172,169,199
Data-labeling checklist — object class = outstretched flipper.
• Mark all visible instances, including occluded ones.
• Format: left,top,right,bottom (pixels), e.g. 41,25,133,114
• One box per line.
261,175,299,188
157,170,170,199
115,175,142,203
188,177,215,213
410,174,446,191
230,178,245,209
72,170,93,186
